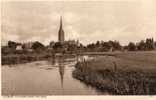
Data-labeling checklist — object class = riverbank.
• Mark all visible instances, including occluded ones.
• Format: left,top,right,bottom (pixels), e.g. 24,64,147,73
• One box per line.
2,53,50,65
2,53,77,65
72,51,156,95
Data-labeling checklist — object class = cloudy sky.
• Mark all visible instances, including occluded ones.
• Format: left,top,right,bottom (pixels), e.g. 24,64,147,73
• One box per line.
1,0,156,46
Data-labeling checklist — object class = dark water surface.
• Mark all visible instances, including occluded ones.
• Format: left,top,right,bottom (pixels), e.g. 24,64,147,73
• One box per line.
2,56,104,96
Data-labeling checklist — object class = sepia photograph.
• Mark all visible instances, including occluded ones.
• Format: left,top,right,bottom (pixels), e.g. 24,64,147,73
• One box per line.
1,0,156,97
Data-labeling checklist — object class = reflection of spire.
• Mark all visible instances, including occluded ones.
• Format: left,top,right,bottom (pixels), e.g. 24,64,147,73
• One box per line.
51,55,56,65
58,57,65,88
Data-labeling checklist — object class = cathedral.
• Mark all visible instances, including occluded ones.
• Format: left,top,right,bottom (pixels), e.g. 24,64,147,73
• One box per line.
58,16,65,43
57,16,80,49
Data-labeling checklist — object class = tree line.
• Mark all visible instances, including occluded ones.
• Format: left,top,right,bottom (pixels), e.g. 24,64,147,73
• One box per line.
125,38,155,51
2,37,156,55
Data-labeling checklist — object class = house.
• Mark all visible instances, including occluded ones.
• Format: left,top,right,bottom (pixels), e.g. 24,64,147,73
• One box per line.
22,42,33,52
16,44,23,51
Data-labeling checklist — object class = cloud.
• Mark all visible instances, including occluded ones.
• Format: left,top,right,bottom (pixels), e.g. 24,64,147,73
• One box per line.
1,1,156,46
1,32,19,45
63,12,82,24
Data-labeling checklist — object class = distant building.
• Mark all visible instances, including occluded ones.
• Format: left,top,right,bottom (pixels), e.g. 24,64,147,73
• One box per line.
16,44,23,51
22,42,33,52
52,16,81,53
58,16,65,43
65,40,80,46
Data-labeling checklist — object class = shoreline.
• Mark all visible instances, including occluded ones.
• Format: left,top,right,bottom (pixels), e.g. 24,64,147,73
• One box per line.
2,54,51,65
2,53,76,65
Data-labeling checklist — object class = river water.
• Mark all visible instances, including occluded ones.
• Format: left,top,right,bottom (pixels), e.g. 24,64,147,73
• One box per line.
2,56,104,96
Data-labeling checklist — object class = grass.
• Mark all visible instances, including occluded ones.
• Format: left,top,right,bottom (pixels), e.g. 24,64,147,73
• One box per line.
73,51,156,95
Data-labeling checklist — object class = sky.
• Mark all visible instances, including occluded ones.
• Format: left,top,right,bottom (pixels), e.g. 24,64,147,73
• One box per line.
1,0,156,46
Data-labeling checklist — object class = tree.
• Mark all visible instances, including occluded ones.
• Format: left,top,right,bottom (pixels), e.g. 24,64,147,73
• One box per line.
145,38,154,50
53,42,63,49
49,41,55,48
2,46,12,55
128,42,136,51
137,40,146,50
96,41,100,47
87,43,96,51
8,41,17,49
112,40,121,50
32,41,45,51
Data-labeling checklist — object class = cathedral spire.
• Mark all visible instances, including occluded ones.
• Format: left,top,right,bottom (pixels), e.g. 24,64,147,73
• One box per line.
60,16,62,29
58,16,64,42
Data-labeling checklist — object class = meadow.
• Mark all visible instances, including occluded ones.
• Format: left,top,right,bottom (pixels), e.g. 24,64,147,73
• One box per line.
73,51,156,95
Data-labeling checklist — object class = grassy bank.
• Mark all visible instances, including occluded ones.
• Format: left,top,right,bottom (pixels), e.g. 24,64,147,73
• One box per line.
73,51,156,95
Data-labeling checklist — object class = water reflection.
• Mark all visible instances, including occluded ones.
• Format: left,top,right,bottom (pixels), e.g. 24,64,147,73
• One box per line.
54,55,94,89
2,55,102,95
58,56,65,88
49,56,65,88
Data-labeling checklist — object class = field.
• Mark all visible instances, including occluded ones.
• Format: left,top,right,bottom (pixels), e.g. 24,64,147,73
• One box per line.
86,51,156,73
73,51,156,95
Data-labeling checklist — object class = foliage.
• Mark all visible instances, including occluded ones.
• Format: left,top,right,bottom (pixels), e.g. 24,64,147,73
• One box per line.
128,42,136,51
2,37,156,55
8,41,20,49
136,38,155,51
32,41,45,51
86,40,122,52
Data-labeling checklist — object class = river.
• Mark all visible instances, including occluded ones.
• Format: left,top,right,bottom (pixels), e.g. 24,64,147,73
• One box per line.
2,55,104,96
